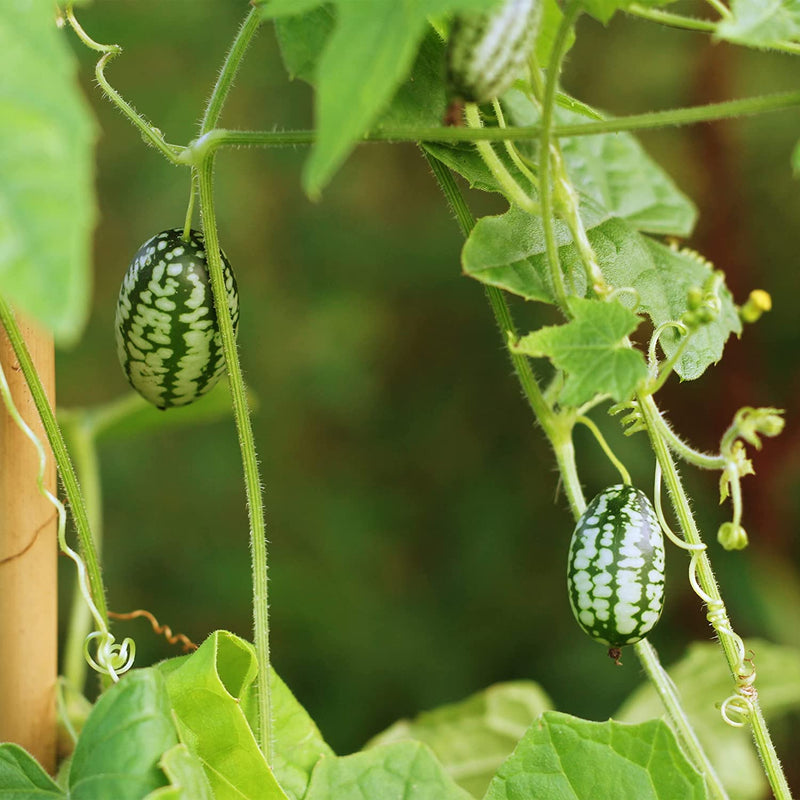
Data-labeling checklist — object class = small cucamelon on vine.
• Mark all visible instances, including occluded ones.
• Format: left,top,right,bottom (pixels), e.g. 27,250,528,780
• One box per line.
447,0,542,104
115,228,239,409
567,485,665,656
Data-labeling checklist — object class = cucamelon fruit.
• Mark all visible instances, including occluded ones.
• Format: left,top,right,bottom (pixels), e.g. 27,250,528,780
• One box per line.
447,0,541,104
567,485,665,651
115,228,239,409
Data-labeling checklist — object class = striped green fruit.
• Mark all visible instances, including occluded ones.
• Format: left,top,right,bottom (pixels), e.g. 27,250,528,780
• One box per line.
567,485,665,648
115,228,239,409
447,0,541,104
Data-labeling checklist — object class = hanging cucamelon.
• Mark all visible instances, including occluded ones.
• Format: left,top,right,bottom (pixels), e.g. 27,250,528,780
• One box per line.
115,228,239,409
567,485,665,653
447,0,542,104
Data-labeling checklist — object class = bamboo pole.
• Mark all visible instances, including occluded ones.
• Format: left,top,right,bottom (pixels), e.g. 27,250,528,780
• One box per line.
0,317,57,773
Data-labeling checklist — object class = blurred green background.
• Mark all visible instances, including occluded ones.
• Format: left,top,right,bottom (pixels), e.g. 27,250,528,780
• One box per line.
59,0,800,772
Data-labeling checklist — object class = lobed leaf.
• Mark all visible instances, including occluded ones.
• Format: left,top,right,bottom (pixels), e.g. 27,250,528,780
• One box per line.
514,297,648,405
0,0,96,345
483,710,707,800
367,681,553,798
461,205,741,381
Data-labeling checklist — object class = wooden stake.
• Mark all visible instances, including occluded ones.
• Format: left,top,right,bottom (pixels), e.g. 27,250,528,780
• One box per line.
0,317,56,773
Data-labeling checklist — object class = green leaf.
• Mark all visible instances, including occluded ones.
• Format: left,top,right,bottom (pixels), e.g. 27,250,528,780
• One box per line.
68,669,178,799
617,640,800,800
367,682,552,799
0,744,61,798
273,5,335,84
716,0,800,48
515,298,648,405
262,0,488,196
483,710,707,800
305,741,473,800
460,201,615,304
144,745,214,800
501,89,697,237
160,631,289,800
462,207,740,380
0,0,95,346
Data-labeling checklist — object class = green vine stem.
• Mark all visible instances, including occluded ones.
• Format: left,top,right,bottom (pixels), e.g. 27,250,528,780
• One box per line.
703,0,733,20
638,394,792,799
65,5,182,164
199,7,262,135
179,89,800,163
0,297,107,627
425,153,728,798
59,415,104,691
196,156,273,763
575,416,632,485
538,0,582,315
463,103,541,215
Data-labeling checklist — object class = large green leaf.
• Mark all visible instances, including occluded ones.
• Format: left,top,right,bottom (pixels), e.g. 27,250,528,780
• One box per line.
716,0,800,47
159,631,332,800
514,298,648,405
0,0,95,346
483,711,707,800
0,671,177,799
617,640,800,800
367,682,552,799
305,742,474,800
160,632,289,800
0,744,61,798
461,206,741,380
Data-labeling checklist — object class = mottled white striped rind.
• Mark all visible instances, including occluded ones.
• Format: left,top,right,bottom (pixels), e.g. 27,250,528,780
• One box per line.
567,485,665,648
115,228,239,409
447,0,541,104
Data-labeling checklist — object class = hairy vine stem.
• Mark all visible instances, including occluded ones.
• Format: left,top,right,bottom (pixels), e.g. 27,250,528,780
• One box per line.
638,395,792,799
197,156,273,763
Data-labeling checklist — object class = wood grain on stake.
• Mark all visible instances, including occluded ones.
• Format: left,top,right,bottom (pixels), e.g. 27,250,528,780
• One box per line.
0,317,56,773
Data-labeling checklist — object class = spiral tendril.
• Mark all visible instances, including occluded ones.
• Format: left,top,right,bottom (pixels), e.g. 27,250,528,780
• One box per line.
654,462,755,727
